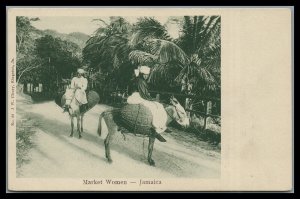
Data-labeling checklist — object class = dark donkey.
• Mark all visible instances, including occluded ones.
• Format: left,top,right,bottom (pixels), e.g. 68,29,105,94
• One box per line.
97,96,190,166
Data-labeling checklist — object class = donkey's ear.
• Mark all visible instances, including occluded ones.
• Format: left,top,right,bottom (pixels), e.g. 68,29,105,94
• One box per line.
169,95,174,103
170,97,174,104
170,96,178,106
172,97,179,104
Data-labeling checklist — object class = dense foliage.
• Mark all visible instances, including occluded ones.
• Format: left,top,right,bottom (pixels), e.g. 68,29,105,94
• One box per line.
17,16,221,99
16,17,82,93
83,16,221,98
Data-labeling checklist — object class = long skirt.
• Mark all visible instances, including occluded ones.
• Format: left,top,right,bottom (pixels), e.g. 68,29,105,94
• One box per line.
127,92,167,134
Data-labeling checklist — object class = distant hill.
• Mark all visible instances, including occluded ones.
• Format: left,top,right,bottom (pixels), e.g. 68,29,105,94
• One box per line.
68,32,90,45
31,28,90,49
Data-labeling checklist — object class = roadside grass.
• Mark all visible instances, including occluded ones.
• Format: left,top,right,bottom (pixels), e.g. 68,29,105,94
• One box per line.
16,116,37,175
182,114,221,148
167,114,221,153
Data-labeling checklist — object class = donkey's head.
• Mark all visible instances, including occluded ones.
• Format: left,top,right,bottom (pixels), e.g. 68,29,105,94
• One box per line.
65,87,75,106
167,96,190,128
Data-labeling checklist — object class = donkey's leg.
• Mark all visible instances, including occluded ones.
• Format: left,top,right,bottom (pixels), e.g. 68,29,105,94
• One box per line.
104,132,112,163
80,114,84,133
77,116,82,139
104,116,117,164
148,134,156,166
70,117,74,137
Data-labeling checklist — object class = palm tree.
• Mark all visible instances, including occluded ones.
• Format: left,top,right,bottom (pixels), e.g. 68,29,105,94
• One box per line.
83,17,178,89
175,16,221,96
128,16,221,96
128,17,189,90
83,17,135,89
83,17,132,72
83,16,221,97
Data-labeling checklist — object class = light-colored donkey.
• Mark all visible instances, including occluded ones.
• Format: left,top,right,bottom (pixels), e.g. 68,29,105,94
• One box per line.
64,88,85,138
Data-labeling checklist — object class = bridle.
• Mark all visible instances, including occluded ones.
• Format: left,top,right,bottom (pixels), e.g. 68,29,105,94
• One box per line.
66,88,80,114
165,104,182,123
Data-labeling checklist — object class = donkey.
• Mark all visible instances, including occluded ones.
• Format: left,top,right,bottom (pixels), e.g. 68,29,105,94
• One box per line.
64,88,85,138
63,88,100,139
97,96,190,166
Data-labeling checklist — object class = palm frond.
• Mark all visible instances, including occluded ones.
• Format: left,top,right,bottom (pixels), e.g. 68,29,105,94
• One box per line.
92,18,109,26
113,55,120,69
147,39,189,66
135,17,170,39
114,42,131,60
201,16,221,47
128,50,157,65
148,62,183,85
129,17,171,48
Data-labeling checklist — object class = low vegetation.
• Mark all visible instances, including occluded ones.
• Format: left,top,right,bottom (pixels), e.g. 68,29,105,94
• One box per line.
16,116,37,175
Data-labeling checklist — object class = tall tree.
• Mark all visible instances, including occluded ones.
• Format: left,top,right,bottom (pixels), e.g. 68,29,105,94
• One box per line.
35,35,81,79
83,17,133,89
83,16,221,96
16,16,39,55
16,16,41,85
16,55,45,84
128,17,189,90
175,16,221,96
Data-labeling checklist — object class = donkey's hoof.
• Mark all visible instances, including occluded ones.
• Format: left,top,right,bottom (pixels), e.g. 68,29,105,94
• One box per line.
78,135,82,139
69,134,73,137
148,159,155,166
107,159,113,164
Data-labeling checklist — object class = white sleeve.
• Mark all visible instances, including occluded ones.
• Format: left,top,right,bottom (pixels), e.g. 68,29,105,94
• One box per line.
82,78,88,91
70,78,76,89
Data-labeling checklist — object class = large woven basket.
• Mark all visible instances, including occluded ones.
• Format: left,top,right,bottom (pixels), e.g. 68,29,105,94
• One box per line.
55,90,100,113
118,104,153,136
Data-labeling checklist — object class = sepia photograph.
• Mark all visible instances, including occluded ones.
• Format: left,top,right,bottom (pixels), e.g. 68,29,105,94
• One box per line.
7,7,292,191
15,14,221,178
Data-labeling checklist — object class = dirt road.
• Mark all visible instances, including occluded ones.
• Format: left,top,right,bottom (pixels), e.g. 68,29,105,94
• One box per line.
16,93,220,178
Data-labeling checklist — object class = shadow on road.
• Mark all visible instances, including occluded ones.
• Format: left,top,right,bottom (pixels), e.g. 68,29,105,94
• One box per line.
19,105,220,178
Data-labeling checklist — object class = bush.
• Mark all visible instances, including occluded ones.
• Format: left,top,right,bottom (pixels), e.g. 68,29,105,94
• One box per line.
16,118,36,173
187,114,221,145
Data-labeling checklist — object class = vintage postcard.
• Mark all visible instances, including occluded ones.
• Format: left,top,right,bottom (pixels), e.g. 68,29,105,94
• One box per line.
7,7,293,191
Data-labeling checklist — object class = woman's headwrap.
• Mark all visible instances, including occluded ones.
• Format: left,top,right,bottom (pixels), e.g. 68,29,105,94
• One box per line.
77,68,85,74
134,66,150,77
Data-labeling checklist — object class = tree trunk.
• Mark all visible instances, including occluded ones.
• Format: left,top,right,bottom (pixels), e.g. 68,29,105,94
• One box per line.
207,101,212,114
16,64,41,85
203,101,207,130
203,101,212,130
185,98,191,118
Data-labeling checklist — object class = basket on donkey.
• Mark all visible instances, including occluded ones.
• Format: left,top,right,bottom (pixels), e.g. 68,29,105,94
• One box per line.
54,90,100,114
116,104,153,136
116,104,167,143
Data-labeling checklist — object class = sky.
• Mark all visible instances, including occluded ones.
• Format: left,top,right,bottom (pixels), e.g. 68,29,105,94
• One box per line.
31,16,181,38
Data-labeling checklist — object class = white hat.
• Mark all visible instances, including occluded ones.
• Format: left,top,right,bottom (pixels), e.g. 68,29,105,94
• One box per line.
139,66,150,75
134,69,140,77
77,68,85,74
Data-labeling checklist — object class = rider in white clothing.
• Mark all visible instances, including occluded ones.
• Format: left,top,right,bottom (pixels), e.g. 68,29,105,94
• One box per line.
71,70,88,104
127,66,169,142
63,68,88,112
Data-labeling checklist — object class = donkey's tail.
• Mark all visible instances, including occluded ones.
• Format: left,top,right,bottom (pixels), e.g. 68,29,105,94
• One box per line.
97,112,105,136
